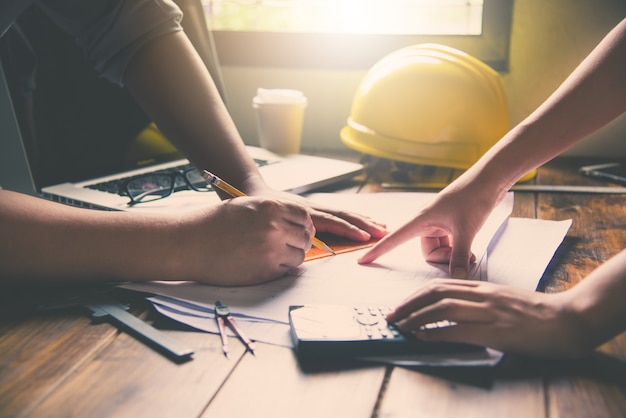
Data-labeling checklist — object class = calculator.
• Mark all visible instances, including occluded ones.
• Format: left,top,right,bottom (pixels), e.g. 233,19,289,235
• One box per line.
288,305,482,361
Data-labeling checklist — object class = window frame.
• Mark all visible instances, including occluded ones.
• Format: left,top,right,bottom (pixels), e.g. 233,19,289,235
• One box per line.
209,0,513,71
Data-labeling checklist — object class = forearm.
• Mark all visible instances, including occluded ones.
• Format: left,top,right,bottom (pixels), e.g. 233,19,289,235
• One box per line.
0,190,178,283
563,248,626,352
467,18,626,194
123,31,266,194
121,30,389,241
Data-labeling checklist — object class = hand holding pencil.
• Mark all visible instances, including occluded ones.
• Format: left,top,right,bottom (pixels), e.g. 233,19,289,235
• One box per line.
202,170,335,255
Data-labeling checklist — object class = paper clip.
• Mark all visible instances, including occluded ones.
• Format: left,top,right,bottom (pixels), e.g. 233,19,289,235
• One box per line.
215,300,256,357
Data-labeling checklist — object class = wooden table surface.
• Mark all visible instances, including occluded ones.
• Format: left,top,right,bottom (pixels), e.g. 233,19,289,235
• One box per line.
1,157,625,418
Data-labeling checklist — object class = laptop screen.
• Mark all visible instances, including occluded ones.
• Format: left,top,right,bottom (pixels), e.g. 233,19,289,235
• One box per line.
1,6,165,190
0,59,37,195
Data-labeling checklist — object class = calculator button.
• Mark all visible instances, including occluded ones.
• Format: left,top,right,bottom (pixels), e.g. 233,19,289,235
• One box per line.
356,313,380,326
370,330,383,340
379,327,393,338
378,307,392,315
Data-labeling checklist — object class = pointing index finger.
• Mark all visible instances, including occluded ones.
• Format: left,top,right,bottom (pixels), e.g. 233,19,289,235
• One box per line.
357,216,441,264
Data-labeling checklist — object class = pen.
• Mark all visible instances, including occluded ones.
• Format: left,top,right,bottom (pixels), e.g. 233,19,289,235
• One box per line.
201,170,335,255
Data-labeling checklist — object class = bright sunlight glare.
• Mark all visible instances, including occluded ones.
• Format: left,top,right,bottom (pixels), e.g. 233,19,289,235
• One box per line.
203,0,484,36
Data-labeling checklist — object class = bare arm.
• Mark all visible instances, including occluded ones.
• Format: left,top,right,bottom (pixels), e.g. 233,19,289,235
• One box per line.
0,189,313,285
123,30,261,193
475,17,626,195
123,30,387,241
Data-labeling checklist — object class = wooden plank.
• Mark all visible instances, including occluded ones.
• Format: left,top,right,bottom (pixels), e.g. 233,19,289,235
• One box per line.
25,320,241,418
0,313,117,417
0,282,124,418
540,193,625,291
538,159,626,417
201,344,387,418
378,366,545,418
511,190,536,219
537,159,626,292
548,377,626,418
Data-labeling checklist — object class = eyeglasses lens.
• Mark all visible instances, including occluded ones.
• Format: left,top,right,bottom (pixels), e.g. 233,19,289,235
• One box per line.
126,174,174,203
185,170,212,191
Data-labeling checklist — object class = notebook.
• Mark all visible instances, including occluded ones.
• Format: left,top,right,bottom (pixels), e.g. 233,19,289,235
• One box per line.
0,61,363,213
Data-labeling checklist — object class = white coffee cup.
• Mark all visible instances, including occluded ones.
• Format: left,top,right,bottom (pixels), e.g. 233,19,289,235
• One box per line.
252,88,308,155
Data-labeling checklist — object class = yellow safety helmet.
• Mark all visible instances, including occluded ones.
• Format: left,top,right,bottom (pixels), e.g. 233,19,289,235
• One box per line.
341,43,536,182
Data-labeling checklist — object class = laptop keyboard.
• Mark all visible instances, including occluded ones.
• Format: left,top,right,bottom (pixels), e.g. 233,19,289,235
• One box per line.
86,159,269,196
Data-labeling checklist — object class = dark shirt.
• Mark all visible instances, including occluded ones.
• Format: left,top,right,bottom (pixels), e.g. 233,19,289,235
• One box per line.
0,0,182,187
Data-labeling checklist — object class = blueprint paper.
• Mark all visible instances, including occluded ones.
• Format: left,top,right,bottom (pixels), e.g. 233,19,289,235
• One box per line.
120,193,571,366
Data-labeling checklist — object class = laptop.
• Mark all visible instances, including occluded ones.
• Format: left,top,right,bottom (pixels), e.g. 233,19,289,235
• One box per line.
0,61,363,213
41,147,363,213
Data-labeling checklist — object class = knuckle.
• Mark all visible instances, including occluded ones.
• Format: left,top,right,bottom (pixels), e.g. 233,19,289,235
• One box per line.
437,298,457,311
332,209,352,220
257,197,281,212
425,280,451,296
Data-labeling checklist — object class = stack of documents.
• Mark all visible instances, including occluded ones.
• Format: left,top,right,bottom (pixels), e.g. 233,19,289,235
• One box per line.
121,193,571,366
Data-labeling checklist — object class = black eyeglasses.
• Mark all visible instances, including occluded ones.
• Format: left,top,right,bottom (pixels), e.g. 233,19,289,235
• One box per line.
123,167,212,205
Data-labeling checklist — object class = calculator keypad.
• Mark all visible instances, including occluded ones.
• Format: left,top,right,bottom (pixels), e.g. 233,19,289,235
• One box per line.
353,306,401,340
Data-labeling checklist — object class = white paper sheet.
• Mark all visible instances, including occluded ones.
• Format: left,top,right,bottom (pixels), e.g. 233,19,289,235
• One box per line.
120,193,571,366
